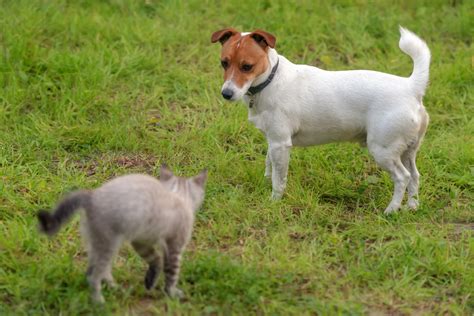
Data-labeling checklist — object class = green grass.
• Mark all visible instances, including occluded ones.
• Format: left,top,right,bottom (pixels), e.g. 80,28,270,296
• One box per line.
1,0,473,314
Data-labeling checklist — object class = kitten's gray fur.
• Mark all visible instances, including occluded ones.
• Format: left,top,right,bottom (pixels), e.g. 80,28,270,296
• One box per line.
37,165,207,303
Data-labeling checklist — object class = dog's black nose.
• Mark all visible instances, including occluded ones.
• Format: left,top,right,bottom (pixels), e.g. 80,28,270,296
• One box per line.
221,89,233,100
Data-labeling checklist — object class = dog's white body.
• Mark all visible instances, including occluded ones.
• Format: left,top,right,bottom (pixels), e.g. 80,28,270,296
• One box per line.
222,28,430,213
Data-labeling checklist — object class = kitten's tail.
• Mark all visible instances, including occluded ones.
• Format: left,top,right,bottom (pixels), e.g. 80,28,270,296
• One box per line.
37,190,92,236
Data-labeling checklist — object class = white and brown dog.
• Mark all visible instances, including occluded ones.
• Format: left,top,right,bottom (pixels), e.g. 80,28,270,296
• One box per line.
211,27,430,214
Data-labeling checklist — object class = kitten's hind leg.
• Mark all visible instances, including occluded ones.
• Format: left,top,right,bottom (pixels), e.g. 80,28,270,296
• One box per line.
87,232,121,303
132,242,161,290
87,248,106,303
164,242,185,299
88,251,116,288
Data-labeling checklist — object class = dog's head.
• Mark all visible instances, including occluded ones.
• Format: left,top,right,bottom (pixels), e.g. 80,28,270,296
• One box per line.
211,28,276,101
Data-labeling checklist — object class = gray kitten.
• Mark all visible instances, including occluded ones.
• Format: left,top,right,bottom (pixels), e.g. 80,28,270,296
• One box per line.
37,165,207,303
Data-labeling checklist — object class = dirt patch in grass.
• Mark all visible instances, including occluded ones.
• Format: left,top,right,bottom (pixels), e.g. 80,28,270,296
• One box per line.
451,223,474,233
113,155,155,170
128,297,161,316
72,153,157,177
288,231,316,241
446,223,474,241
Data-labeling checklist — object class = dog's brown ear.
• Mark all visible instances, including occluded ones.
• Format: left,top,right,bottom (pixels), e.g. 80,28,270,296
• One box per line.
211,28,238,45
250,29,276,49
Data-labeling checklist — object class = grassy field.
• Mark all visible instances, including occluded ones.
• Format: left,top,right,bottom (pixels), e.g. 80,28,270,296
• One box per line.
1,0,473,314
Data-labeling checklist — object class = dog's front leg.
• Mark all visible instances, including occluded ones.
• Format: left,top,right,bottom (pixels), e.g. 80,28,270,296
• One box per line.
264,150,271,179
268,141,291,200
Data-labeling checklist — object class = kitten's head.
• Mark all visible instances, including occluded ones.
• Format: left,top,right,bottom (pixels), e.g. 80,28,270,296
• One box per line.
160,164,208,212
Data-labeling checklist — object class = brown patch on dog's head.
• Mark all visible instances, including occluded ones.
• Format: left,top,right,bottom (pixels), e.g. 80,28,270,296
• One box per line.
249,29,276,49
211,28,277,89
211,28,239,45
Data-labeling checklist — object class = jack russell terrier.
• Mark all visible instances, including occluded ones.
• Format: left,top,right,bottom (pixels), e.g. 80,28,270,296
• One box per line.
211,27,430,214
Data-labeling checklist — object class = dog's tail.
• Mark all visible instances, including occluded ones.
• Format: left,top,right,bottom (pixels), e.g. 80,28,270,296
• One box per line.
37,190,92,236
398,26,431,99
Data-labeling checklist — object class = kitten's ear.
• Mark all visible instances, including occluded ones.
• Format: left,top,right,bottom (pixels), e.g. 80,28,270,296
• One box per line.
193,169,208,187
160,164,173,181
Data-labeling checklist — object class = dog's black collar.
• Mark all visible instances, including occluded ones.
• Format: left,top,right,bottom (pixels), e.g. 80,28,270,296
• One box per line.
246,58,279,96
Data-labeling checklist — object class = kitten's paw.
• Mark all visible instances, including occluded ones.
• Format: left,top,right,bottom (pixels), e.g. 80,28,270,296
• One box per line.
166,286,184,299
104,274,117,288
145,265,159,290
92,293,105,304
105,279,117,288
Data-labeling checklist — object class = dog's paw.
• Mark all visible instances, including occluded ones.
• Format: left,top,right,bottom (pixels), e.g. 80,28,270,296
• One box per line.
407,198,419,210
384,206,400,215
271,192,282,200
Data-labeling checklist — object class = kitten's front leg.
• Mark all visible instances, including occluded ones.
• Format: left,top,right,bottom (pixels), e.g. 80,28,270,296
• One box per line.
104,270,117,288
132,242,161,290
164,244,184,299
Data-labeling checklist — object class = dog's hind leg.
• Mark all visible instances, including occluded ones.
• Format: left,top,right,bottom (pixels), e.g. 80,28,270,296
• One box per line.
401,109,429,210
401,147,420,210
369,142,411,214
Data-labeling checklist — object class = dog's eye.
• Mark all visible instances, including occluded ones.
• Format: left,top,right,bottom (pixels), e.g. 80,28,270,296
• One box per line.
241,64,253,72
221,60,229,69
